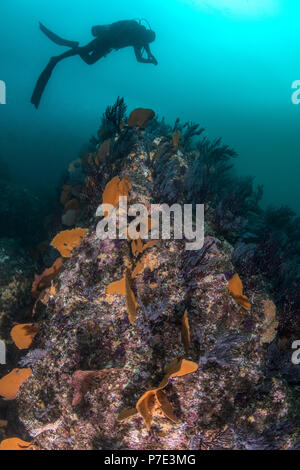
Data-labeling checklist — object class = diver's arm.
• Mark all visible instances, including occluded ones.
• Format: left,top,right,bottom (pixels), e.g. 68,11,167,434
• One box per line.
144,44,158,65
134,46,157,65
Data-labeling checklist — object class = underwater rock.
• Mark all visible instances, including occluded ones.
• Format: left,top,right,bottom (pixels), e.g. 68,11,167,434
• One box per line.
13,120,299,450
0,238,34,339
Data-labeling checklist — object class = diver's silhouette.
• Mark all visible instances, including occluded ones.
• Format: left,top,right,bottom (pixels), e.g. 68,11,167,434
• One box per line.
31,20,158,109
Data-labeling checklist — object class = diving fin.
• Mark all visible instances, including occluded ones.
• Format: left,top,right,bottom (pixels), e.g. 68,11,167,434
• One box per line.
31,58,57,109
39,22,79,48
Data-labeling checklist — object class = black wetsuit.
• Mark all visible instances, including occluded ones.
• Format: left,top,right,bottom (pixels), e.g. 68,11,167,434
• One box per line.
31,20,157,108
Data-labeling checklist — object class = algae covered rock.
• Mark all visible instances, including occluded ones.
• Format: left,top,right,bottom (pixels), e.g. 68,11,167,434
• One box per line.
13,122,300,450
0,238,34,339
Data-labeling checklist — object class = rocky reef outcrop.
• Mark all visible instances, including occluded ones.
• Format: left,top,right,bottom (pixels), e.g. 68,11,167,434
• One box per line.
2,110,296,450
1,103,300,450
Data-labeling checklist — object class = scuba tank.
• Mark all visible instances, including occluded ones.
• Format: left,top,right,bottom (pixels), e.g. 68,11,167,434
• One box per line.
91,25,110,37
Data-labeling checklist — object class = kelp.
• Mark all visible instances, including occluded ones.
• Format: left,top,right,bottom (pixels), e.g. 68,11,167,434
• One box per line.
228,273,251,311
106,269,137,325
0,438,33,451
51,228,88,258
32,257,63,298
118,357,198,430
128,108,155,129
11,324,39,350
0,368,32,400
181,310,190,353
125,268,138,325
98,97,127,141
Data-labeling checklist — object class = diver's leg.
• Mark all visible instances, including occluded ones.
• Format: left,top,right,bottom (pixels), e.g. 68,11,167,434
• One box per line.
39,22,79,48
50,40,105,65
49,44,100,65
78,50,102,65
51,47,82,63
76,40,107,65
31,45,101,108
78,48,107,65
31,49,81,109
31,58,58,108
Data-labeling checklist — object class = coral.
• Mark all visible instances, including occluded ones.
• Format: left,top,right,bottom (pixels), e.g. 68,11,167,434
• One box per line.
50,228,88,258
153,144,188,204
181,122,204,151
31,257,63,298
10,323,39,350
0,368,32,399
98,97,127,141
186,137,236,205
260,300,279,344
18,349,49,368
213,177,263,240
228,273,251,311
71,370,102,406
199,333,246,367
109,127,137,163
128,108,155,128
71,369,119,406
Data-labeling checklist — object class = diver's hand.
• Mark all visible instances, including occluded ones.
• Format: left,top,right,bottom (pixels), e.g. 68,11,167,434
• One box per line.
150,56,158,66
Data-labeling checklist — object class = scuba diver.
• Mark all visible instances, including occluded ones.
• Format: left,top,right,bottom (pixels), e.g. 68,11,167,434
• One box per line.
31,20,158,109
